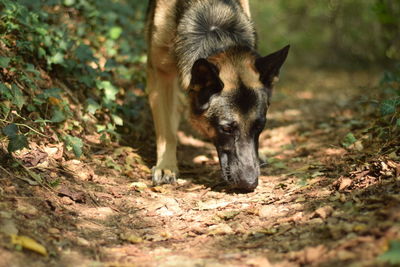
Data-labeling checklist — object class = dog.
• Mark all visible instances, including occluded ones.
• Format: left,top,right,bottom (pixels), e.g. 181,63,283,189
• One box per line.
146,0,289,191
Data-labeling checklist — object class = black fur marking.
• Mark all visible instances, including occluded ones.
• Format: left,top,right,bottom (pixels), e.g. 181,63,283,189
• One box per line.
233,83,257,114
255,45,290,87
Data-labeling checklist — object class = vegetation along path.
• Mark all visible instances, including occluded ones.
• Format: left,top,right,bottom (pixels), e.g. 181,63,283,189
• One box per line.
1,69,399,266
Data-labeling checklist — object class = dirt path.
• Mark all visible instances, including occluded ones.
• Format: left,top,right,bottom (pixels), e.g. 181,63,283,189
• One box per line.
1,69,399,267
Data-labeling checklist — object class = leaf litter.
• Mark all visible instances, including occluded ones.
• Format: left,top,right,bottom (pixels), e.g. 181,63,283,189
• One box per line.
0,70,399,266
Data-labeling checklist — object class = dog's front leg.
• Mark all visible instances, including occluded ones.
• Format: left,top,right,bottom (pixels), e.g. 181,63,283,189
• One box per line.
147,66,180,185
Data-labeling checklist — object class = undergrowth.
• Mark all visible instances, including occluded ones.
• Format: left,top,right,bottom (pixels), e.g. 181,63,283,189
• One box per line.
0,0,147,159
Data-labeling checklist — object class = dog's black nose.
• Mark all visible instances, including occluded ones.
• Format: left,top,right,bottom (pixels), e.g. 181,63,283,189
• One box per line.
236,178,258,192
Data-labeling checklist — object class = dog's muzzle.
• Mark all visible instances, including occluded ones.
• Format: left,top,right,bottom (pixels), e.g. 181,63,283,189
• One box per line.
217,143,260,192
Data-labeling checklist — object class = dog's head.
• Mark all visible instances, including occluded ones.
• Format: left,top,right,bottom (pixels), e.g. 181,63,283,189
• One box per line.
188,45,289,191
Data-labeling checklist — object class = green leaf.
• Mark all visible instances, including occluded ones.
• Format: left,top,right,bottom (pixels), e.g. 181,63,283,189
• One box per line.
11,84,25,109
64,135,83,158
111,114,123,126
87,98,101,114
35,27,48,35
0,83,12,99
98,81,118,101
0,57,11,68
380,98,400,116
50,109,66,123
396,118,400,127
38,88,62,99
48,52,64,65
75,44,95,63
3,124,18,138
378,240,400,264
8,135,28,153
109,27,123,40
63,0,75,6
342,133,357,148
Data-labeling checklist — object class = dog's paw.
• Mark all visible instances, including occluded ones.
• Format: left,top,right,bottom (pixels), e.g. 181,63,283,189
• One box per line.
152,167,177,186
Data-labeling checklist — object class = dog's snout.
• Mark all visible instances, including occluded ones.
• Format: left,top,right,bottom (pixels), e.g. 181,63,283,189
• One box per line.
236,177,258,192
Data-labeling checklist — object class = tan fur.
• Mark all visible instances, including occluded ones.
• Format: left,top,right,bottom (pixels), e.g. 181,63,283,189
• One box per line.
238,0,251,17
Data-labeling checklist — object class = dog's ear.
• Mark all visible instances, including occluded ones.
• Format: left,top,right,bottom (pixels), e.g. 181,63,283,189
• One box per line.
189,58,224,113
255,45,290,88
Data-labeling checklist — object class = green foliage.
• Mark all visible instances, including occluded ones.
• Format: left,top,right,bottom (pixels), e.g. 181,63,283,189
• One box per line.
342,133,357,148
251,0,399,67
0,0,147,158
64,135,83,158
379,66,400,121
2,123,29,153
378,240,400,264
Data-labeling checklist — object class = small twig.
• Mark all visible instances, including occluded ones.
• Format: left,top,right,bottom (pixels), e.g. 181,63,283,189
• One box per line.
0,118,50,138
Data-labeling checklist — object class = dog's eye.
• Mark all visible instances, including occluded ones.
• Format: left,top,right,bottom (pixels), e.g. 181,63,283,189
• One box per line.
254,118,266,132
219,122,237,134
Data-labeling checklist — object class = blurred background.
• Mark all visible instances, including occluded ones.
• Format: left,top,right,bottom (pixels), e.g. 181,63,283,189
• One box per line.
251,0,400,69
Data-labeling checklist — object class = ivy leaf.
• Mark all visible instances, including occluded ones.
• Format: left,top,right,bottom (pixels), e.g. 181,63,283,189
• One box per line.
64,135,83,158
342,133,357,148
50,109,66,123
48,52,64,65
11,84,26,109
63,0,75,6
111,114,123,126
8,135,28,153
87,98,101,114
3,123,18,138
109,27,123,40
98,81,118,101
380,98,400,116
38,88,62,100
75,44,95,63
378,240,400,264
0,57,11,68
0,83,12,99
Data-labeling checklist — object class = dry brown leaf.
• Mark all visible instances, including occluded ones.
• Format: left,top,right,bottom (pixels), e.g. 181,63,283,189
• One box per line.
208,224,233,236
304,245,327,264
314,206,333,219
339,178,352,191
246,257,272,267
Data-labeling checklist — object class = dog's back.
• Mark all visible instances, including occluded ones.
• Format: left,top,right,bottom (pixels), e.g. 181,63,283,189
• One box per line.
146,0,255,87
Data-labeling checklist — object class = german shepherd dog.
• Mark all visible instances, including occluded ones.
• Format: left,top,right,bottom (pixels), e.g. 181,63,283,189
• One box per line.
146,0,289,191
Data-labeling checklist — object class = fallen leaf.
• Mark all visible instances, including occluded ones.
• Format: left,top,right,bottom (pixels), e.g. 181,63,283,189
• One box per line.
304,245,327,264
138,164,151,174
17,201,38,216
11,235,47,256
58,185,86,203
246,257,272,267
314,206,333,219
217,210,240,220
339,178,352,191
0,219,18,235
208,224,233,236
130,182,148,191
195,200,232,210
121,233,143,244
258,205,278,218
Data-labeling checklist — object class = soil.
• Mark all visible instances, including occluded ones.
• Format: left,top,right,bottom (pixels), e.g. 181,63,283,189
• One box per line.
1,69,399,267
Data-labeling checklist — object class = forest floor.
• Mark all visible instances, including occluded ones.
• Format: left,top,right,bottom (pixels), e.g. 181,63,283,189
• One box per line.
1,69,399,267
